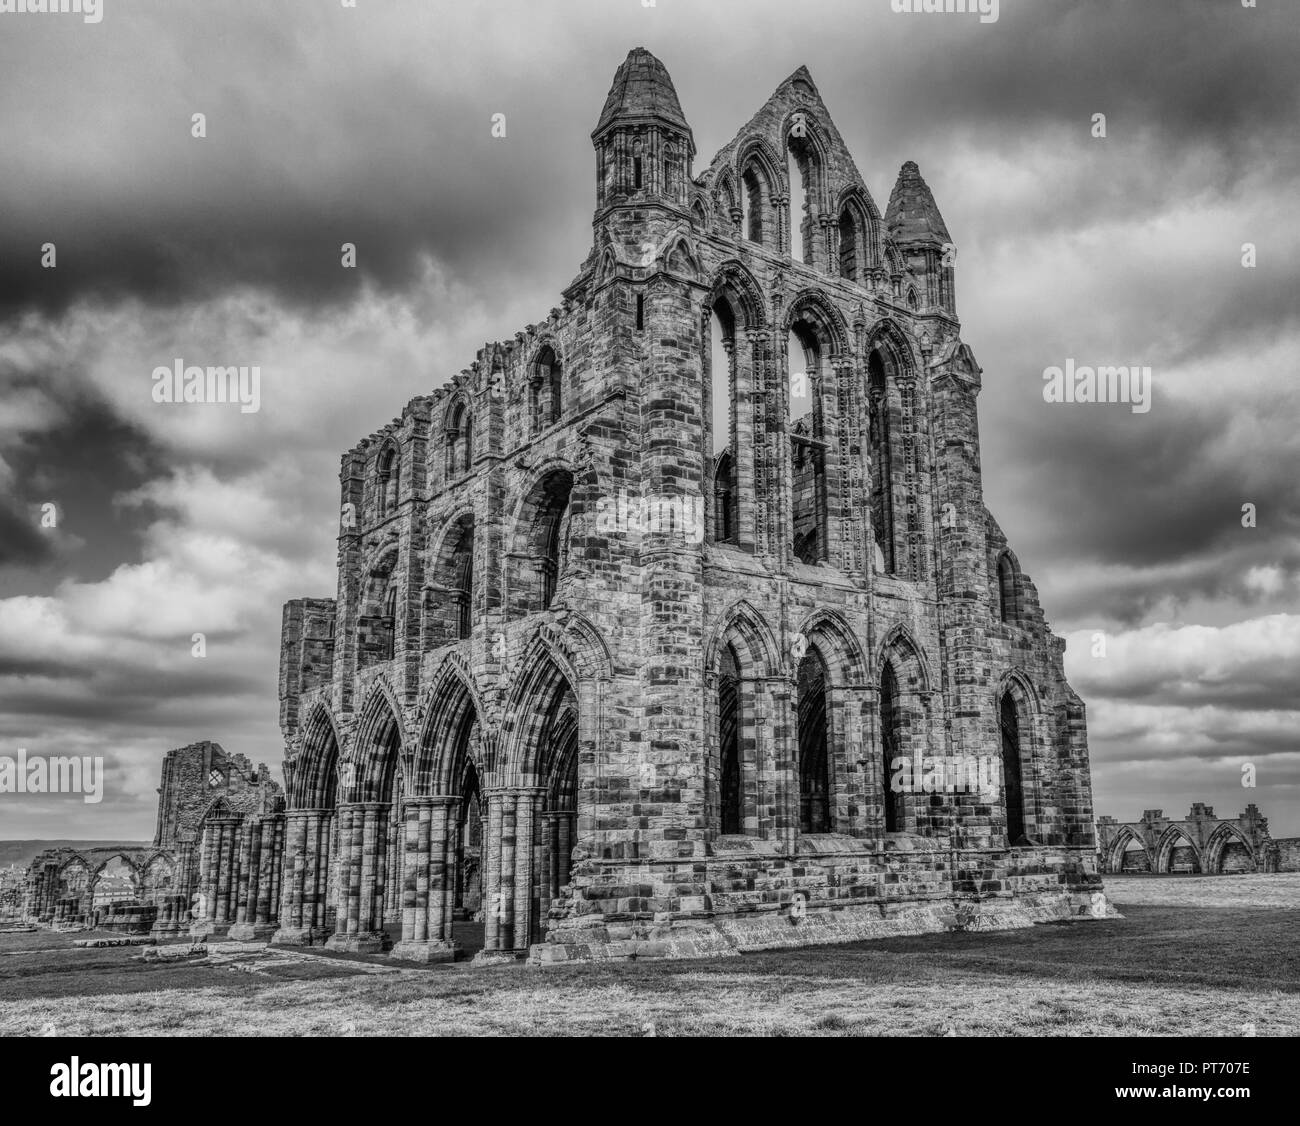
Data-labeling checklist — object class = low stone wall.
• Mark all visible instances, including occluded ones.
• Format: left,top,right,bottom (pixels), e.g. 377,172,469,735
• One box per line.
1275,838,1300,872
532,838,1109,964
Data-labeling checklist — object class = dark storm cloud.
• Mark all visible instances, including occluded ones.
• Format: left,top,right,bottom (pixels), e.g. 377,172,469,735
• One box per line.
0,494,54,566
0,376,165,588
2,1,1296,319
988,380,1300,624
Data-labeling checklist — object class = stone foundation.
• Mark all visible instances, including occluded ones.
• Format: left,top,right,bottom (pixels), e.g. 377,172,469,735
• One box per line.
325,930,392,954
390,940,459,963
531,841,1112,964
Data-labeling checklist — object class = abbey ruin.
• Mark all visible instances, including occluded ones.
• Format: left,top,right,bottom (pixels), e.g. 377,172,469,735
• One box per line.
22,741,283,935
23,49,1113,962
269,48,1107,963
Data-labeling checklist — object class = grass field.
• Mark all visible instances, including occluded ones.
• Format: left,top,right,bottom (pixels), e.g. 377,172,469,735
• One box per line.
2,874,1297,1036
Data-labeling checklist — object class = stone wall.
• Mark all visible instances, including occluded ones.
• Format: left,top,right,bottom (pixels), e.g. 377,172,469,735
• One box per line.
272,48,1108,966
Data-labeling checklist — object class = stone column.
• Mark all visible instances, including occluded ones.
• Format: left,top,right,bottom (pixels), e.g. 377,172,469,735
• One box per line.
232,821,258,927
474,788,545,964
191,815,243,938
512,789,540,951
308,809,334,935
481,790,505,954
537,811,558,928
265,814,284,927
272,808,332,946
391,796,460,962
230,817,280,941
326,802,392,953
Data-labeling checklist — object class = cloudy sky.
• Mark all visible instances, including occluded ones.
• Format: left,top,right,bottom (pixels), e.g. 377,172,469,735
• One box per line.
1,0,1297,841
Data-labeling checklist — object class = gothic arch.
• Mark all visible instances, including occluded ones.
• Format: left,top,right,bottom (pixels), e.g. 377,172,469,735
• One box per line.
1203,823,1255,873
501,639,580,782
347,680,407,802
795,608,869,686
875,623,933,693
428,504,476,562
781,110,831,189
996,667,1041,717
522,612,613,683
595,246,618,286
884,241,905,277
665,234,702,279
996,549,1023,624
291,702,342,809
1155,826,1203,873
414,657,485,796
56,853,91,878
714,168,738,220
707,260,767,330
863,319,920,380
89,852,141,883
835,188,880,280
735,135,785,197
783,290,852,358
706,599,782,678
1106,824,1150,873
443,392,474,478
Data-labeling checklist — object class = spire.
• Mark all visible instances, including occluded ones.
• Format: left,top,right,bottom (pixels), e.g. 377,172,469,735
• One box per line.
885,161,951,247
594,47,691,143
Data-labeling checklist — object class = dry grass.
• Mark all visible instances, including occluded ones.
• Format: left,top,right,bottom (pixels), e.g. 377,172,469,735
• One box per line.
2,875,1297,1037
1105,872,1300,908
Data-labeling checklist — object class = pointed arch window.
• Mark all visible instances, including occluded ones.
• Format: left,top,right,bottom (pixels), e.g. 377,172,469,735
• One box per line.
880,662,904,832
1000,691,1026,844
786,131,821,266
706,298,738,545
787,319,828,564
838,206,860,282
529,346,562,435
742,166,764,244
867,348,900,574
446,402,472,477
718,643,743,835
997,553,1019,623
378,445,400,516
796,646,831,833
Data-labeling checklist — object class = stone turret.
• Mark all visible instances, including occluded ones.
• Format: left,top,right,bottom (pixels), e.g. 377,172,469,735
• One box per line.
592,47,695,212
886,160,956,316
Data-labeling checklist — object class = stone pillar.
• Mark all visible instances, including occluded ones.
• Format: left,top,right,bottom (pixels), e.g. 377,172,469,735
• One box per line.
271,808,333,946
307,809,333,935
234,821,258,925
191,815,243,938
230,817,280,941
481,790,505,953
538,811,558,929
391,796,460,962
326,802,392,953
474,788,545,964
512,789,539,951
260,813,284,927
